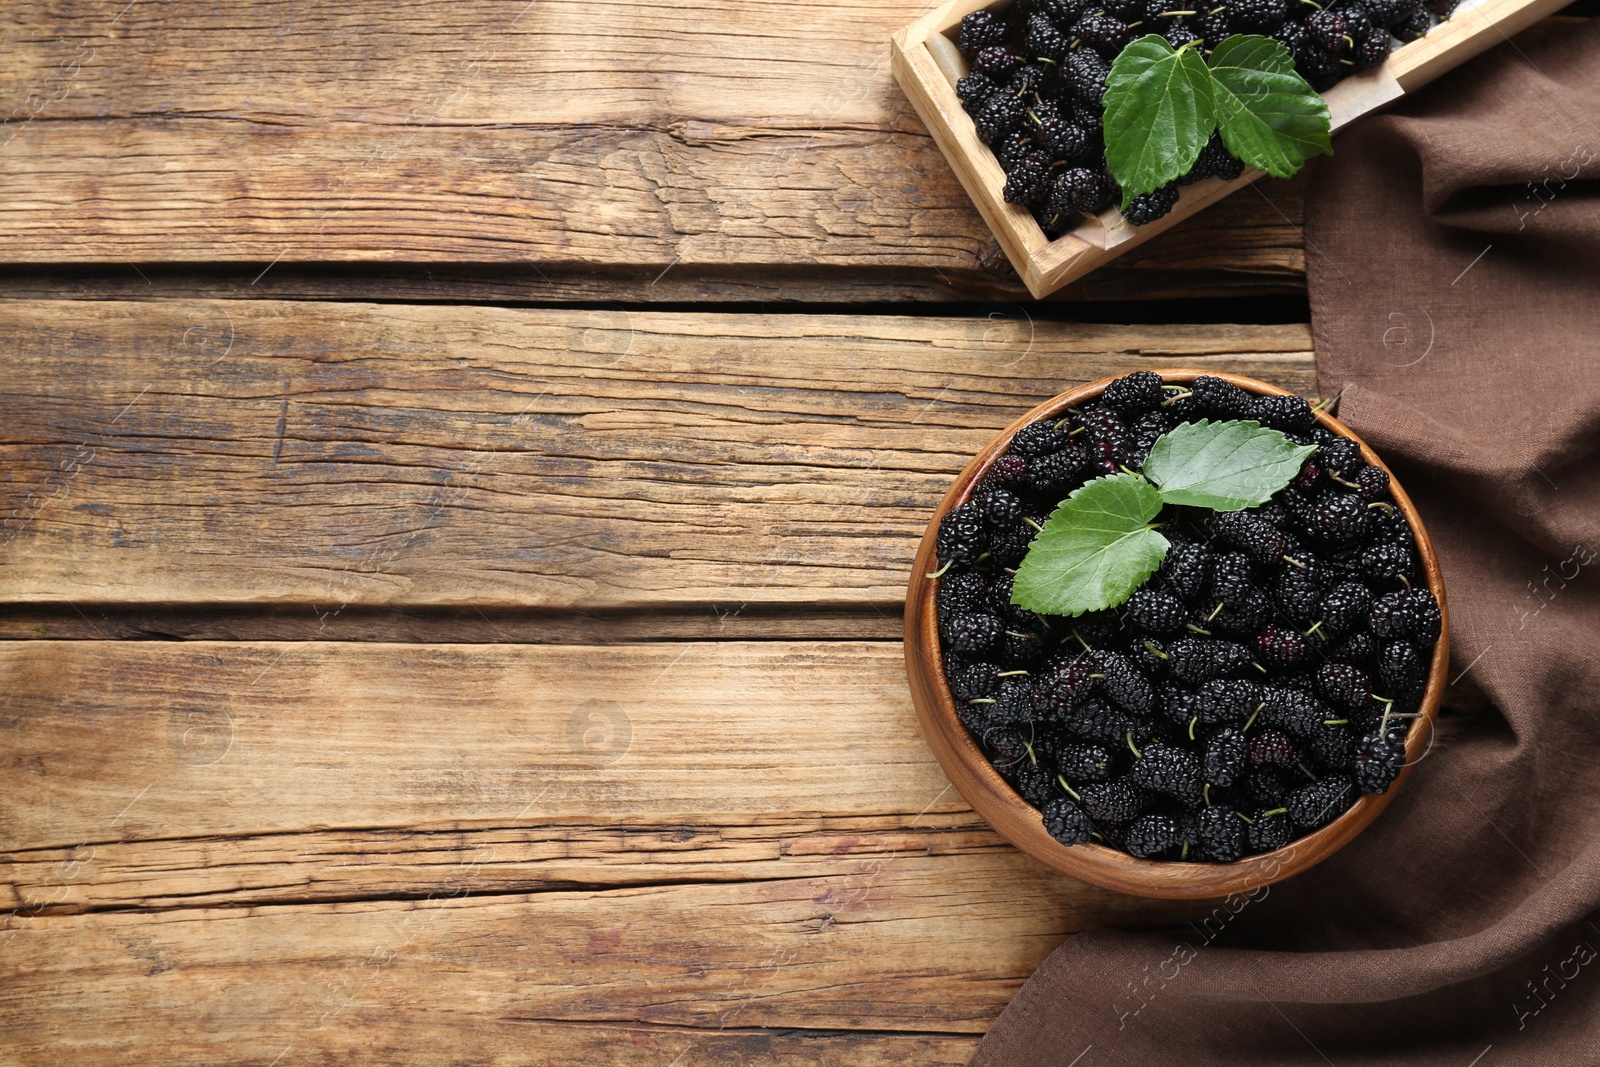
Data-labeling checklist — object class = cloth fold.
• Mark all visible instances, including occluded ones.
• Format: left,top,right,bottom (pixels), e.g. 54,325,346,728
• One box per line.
973,19,1600,1066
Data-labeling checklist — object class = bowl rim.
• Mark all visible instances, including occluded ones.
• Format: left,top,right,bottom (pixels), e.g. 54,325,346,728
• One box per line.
903,369,1451,900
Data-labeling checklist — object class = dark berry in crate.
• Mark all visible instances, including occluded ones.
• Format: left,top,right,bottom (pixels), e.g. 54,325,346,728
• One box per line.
1395,5,1433,41
957,72,999,116
1049,166,1113,216
1123,184,1180,226
1354,31,1391,69
1360,0,1419,24
958,10,1009,59
1027,13,1068,60
975,92,1026,146
1063,48,1110,102
1229,0,1292,32
1305,9,1353,52
1003,149,1054,205
975,44,1023,78
1071,12,1132,52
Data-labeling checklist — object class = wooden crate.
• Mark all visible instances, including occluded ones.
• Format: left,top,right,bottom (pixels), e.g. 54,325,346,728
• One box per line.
891,0,1567,298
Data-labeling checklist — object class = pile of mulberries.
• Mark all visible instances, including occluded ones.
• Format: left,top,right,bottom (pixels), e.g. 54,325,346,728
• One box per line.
952,0,1455,234
934,371,1439,862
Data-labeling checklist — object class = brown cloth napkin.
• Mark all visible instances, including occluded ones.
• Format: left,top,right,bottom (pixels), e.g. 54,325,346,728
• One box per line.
973,20,1600,1066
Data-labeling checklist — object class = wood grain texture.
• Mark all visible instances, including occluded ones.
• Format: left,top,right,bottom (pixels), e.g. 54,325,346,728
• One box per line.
0,639,1201,1060
0,0,1311,290
0,300,1316,611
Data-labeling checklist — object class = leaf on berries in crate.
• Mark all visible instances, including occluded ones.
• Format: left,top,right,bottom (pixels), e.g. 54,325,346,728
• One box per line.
1103,35,1217,206
1012,473,1170,617
1207,35,1332,179
1143,418,1317,511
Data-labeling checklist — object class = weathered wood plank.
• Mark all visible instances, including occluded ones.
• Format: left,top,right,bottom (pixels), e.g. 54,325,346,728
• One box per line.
0,301,1316,610
0,0,1309,288
0,856,1189,1055
0,640,961,850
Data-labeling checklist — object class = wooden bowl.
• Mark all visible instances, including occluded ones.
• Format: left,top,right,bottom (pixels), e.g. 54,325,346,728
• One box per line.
904,369,1449,899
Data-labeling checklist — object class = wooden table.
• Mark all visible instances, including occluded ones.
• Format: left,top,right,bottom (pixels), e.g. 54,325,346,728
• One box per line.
0,2,1328,1062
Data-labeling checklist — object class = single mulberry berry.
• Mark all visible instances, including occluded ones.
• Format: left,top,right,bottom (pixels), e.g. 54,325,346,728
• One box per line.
1126,411,1170,467
1247,727,1297,767
996,130,1036,172
1354,723,1407,793
1370,589,1441,644
1331,629,1377,667
1360,541,1414,588
1102,371,1165,417
1247,808,1292,852
1204,726,1248,787
1131,742,1203,802
1287,776,1354,829
1124,813,1182,858
988,516,1043,567
1198,805,1245,861
1045,0,1094,20
1228,0,1291,31
1039,655,1098,717
975,44,1024,78
1034,112,1091,160
1079,777,1144,823
1007,758,1057,806
1302,491,1371,546
1250,394,1317,434
1003,149,1054,205
1213,512,1299,566
1394,5,1432,40
1161,540,1212,603
1071,12,1132,51
1193,6,1233,47
1027,13,1069,59
1377,639,1423,693
1057,742,1117,783
1065,698,1142,745
947,659,1001,703
987,453,1031,491
1305,8,1352,51
1180,132,1245,184
959,10,1010,58
1094,651,1155,714
1209,550,1257,604
937,571,990,617
1010,420,1068,457
1190,375,1253,419
1049,166,1112,216
1308,721,1355,770
1244,767,1289,806
975,91,1026,146
1200,678,1262,724
992,676,1042,723
1168,638,1253,684
1128,588,1189,635
1354,465,1391,501
942,613,1003,654
1257,624,1311,669
1318,581,1373,636
1353,30,1391,69
1123,184,1180,226
1260,686,1333,739
1062,47,1112,106
1043,796,1095,845
1316,662,1372,710
957,72,1000,116
936,502,988,565
1029,447,1091,498
1162,16,1202,47
1360,0,1418,23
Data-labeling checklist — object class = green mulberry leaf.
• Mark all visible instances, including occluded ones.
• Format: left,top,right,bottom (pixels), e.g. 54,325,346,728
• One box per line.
1103,36,1217,206
1207,35,1332,179
1011,474,1171,617
1143,418,1318,511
